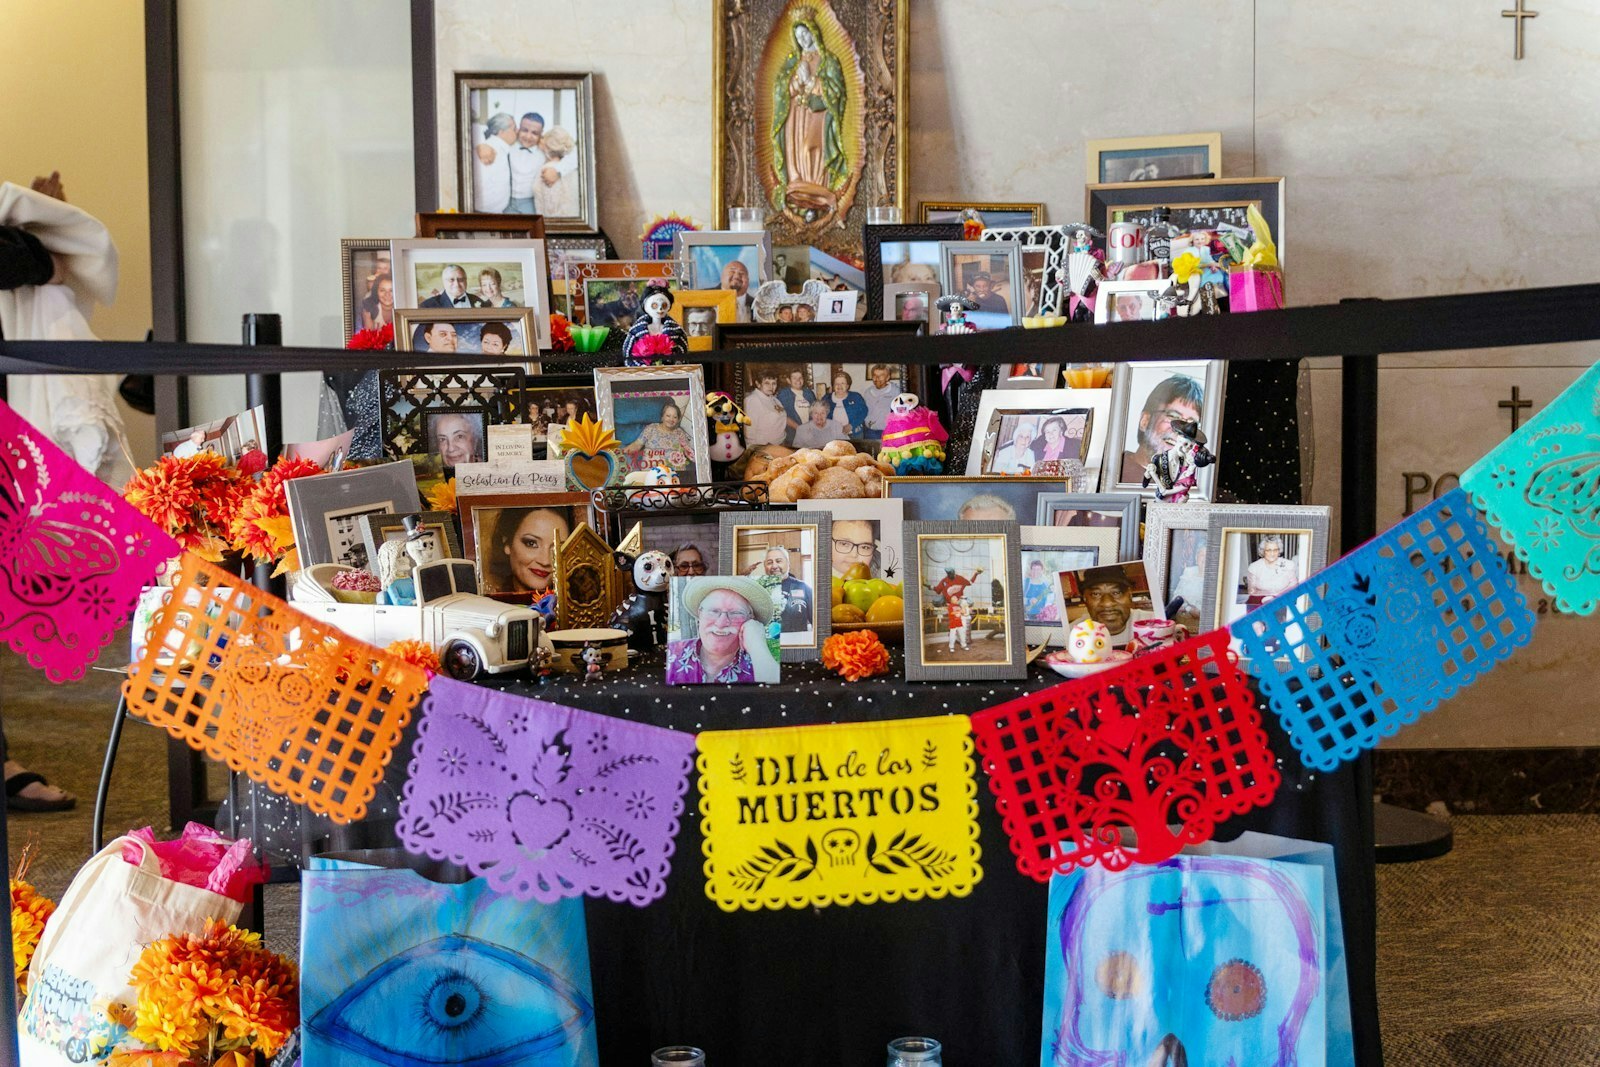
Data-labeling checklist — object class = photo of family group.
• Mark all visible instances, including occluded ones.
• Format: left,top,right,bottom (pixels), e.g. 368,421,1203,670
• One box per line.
739,363,905,447
459,75,594,228
521,383,596,444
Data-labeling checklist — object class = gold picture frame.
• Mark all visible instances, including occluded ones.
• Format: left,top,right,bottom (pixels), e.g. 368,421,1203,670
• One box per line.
712,0,908,255
1084,132,1223,185
917,201,1046,227
671,289,739,352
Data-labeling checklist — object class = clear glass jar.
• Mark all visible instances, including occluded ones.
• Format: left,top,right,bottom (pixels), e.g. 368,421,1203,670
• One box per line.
728,206,763,232
867,206,903,225
652,1047,706,1067
887,1036,942,1066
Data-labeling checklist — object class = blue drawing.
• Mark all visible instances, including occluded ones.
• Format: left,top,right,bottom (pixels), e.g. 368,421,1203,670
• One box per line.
302,860,598,1066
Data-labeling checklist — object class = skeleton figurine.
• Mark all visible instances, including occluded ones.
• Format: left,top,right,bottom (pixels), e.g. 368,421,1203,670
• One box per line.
609,549,673,654
1141,206,1182,277
935,293,978,335
1061,224,1107,321
1141,417,1215,504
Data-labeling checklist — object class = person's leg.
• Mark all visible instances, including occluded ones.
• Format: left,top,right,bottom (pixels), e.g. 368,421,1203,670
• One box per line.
2,719,75,812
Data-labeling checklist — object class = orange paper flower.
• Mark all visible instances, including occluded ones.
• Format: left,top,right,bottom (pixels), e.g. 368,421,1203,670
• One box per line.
385,638,441,676
822,629,891,682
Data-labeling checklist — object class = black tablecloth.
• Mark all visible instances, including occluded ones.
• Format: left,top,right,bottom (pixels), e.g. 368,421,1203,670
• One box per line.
469,653,1381,1067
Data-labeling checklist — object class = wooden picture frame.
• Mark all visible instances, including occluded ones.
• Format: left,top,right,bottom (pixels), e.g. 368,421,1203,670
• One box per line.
595,364,713,484
863,223,962,319
903,520,1027,682
719,512,832,662
1034,492,1143,562
1085,132,1223,185
415,212,546,240
918,201,1045,227
456,490,595,601
455,72,598,231
1086,177,1286,263
671,289,739,351
713,0,908,255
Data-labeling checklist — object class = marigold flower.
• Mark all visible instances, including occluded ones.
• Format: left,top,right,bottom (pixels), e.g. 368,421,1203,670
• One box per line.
821,629,891,682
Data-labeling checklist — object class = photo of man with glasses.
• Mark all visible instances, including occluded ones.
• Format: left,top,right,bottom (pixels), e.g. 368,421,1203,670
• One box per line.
1119,370,1206,484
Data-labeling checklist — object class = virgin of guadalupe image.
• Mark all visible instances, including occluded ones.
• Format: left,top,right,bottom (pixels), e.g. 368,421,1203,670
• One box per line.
770,11,850,223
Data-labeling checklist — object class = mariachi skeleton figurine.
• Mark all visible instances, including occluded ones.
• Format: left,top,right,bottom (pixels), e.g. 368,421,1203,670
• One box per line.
1142,416,1215,503
705,391,751,464
609,548,673,653
622,283,688,365
936,293,979,335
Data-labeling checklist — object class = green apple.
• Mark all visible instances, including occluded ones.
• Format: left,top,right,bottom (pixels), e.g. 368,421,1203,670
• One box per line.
843,580,879,614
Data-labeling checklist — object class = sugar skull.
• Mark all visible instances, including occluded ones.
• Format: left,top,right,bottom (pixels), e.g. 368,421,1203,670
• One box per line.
820,828,860,867
1048,857,1323,1066
890,393,921,417
1066,618,1111,664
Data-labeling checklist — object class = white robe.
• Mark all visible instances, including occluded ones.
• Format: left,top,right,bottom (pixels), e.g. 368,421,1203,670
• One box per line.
0,182,130,486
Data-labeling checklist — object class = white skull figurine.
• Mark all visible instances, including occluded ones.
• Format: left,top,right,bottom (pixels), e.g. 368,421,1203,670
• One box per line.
889,393,920,417
632,550,673,594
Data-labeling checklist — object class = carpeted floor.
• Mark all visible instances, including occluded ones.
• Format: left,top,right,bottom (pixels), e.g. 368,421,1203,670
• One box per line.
5,646,1597,1064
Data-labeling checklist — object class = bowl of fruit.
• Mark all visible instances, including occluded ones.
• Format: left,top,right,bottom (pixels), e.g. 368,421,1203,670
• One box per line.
830,564,905,644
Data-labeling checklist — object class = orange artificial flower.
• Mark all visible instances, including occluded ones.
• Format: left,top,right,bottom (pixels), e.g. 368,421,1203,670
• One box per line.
10,878,56,997
425,477,457,514
386,638,441,676
822,630,891,682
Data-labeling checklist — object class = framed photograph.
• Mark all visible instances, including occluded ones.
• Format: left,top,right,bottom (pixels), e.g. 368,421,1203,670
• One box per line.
729,355,917,448
1056,561,1161,648
1201,506,1331,635
814,289,859,322
712,0,907,254
1094,279,1171,325
514,374,596,450
455,72,596,231
1019,525,1117,646
546,235,611,307
340,238,393,342
389,238,551,350
776,244,866,294
903,520,1027,682
415,212,546,241
674,230,771,321
285,460,423,571
1034,492,1143,562
883,282,938,328
884,476,1066,526
719,513,832,661
378,367,526,463
1140,501,1266,636
918,202,1045,228
394,308,538,363
595,364,712,483
161,405,268,466
457,491,594,600
1086,177,1286,262
645,515,724,577
361,510,463,576
980,226,1070,318
795,498,906,585
563,259,677,328
939,240,1025,330
666,575,782,685
1085,133,1223,185
967,388,1114,484
1103,359,1227,498
671,289,739,352
863,223,962,319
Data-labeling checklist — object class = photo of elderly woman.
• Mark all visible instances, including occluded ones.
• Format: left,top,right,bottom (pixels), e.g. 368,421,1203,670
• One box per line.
665,575,782,685
617,393,697,480
474,505,576,597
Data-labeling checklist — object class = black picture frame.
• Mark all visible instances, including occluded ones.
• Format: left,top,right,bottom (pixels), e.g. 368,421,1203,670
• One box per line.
512,372,598,453
1086,177,1286,259
379,366,526,461
863,223,963,319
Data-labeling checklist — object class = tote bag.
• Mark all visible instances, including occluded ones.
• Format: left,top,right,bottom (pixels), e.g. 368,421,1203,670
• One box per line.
18,835,244,1066
1039,832,1354,1067
300,849,599,1067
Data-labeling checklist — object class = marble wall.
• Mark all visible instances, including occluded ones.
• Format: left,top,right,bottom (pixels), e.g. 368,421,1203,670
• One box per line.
433,0,1598,745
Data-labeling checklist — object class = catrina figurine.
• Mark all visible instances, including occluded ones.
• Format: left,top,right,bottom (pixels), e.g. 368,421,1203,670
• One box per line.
622,283,688,365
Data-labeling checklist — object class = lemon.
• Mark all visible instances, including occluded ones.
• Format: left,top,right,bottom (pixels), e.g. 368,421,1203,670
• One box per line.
865,595,903,623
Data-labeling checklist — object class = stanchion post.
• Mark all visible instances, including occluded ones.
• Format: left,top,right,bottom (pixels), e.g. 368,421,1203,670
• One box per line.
242,313,284,597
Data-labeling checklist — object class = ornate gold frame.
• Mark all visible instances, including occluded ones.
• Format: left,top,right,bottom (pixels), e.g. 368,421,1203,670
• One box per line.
553,521,627,631
711,0,909,250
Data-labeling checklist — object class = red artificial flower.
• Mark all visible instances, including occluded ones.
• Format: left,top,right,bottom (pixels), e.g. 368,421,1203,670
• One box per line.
549,313,574,353
347,323,394,351
631,333,675,359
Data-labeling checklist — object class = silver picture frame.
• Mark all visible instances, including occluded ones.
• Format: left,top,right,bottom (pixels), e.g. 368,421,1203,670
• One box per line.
903,519,1027,682
717,512,831,663
285,460,423,570
1100,358,1227,498
979,225,1070,317
1200,505,1332,642
938,239,1026,329
1143,500,1269,635
1034,492,1143,562
595,364,712,485
389,237,552,350
455,72,598,232
673,230,773,321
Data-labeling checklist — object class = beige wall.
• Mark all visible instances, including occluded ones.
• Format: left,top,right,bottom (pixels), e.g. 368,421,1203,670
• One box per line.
0,0,152,343
432,0,1591,747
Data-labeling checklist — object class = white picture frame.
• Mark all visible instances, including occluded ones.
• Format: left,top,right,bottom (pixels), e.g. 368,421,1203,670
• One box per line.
1093,279,1171,325
389,238,551,350
1101,359,1227,498
285,460,424,570
966,387,1114,486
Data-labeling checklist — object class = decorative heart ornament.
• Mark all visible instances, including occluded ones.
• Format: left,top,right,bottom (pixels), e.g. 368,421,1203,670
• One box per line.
559,415,624,491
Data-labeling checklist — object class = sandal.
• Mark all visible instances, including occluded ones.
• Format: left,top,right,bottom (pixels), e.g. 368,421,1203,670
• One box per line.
6,771,76,813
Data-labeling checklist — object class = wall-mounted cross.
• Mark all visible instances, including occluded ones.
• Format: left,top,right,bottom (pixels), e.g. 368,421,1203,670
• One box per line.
1502,0,1538,60
1499,385,1533,431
